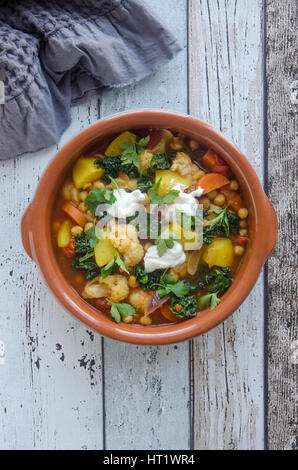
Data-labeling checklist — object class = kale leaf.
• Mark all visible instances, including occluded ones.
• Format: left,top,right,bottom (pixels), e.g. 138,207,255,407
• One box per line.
95,155,138,182
170,295,198,318
137,171,154,193
71,230,100,280
203,208,240,244
198,267,232,295
135,266,165,291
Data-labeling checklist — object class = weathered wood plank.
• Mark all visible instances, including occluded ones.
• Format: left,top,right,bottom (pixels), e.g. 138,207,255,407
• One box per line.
189,0,265,449
0,101,104,449
266,0,297,450
100,0,190,450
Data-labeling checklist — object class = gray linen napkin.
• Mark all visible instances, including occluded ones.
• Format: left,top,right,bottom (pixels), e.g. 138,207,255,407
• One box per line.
0,0,182,159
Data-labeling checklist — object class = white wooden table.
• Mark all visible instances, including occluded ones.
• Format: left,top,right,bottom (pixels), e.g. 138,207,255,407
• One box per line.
0,0,295,450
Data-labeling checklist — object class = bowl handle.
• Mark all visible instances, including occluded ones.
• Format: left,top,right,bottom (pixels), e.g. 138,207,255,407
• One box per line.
262,197,278,258
21,203,35,261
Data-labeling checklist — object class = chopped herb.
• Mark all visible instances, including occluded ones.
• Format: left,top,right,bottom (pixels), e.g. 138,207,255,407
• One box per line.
155,233,175,257
137,171,154,193
150,153,173,171
198,267,232,295
203,208,239,244
108,301,136,323
101,252,129,279
158,278,196,298
85,187,116,215
95,155,138,182
148,178,179,205
120,136,150,169
170,295,197,318
71,231,100,280
135,266,164,291
198,292,221,311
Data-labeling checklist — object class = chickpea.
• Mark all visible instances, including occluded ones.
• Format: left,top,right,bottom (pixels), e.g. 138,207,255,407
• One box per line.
82,183,92,190
84,222,94,232
70,187,79,203
71,225,83,236
200,197,210,211
214,194,226,206
208,190,218,201
93,180,105,189
78,202,87,212
234,245,245,256
239,228,248,236
230,180,239,191
169,137,183,151
189,139,199,151
122,315,134,324
78,190,88,202
238,208,248,219
239,220,247,228
139,315,152,326
128,275,139,288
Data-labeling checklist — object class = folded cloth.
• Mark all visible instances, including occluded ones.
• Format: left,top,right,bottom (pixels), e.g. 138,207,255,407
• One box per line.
0,0,182,159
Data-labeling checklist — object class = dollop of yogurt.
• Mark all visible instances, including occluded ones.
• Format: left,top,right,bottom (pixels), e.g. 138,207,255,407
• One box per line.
107,189,146,218
144,241,186,273
166,184,204,220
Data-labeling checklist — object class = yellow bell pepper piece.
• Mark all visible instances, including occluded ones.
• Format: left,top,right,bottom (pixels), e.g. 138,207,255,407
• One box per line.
202,238,234,268
94,238,116,268
105,131,136,157
57,220,72,248
155,170,192,196
72,157,104,189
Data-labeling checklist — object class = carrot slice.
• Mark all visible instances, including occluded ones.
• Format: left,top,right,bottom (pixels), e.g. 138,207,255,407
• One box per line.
161,303,178,322
196,173,230,194
62,201,87,227
202,149,232,178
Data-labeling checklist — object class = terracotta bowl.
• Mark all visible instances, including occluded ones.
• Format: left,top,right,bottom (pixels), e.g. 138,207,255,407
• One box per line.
21,110,278,345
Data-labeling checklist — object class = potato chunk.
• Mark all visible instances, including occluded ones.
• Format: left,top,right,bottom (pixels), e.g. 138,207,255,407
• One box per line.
72,157,104,189
202,238,234,268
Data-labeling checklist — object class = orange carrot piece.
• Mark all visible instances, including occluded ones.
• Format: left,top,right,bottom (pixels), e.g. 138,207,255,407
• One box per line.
196,173,230,194
62,201,87,227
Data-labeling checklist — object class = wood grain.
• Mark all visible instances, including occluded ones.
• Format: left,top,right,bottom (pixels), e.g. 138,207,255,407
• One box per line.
99,0,190,450
0,101,104,449
188,0,265,449
265,0,297,450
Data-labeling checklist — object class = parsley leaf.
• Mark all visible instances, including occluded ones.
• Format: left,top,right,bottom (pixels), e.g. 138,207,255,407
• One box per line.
158,278,196,298
108,301,136,323
85,188,116,215
155,234,175,257
198,292,221,311
148,178,179,205
120,136,150,169
101,252,129,279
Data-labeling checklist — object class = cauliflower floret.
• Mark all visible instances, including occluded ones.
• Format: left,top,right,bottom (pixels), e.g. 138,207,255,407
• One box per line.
108,221,144,267
169,260,188,281
170,152,192,177
82,277,110,299
128,288,151,314
139,149,154,172
100,274,129,303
